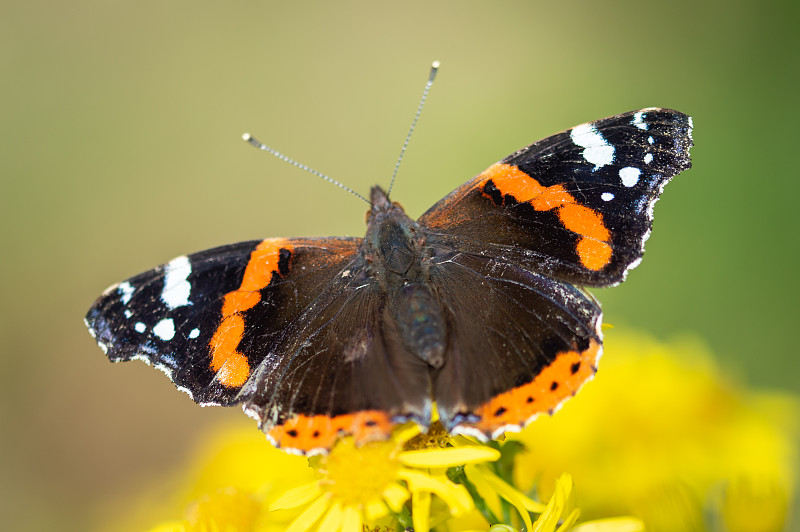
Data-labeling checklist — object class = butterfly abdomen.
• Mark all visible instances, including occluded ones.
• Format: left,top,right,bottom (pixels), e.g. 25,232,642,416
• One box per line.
393,283,446,368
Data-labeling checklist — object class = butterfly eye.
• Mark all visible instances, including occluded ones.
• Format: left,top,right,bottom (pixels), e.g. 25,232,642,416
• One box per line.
365,209,374,223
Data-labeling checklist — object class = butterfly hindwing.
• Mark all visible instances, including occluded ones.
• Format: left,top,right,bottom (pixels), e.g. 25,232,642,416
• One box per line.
423,239,602,437
243,262,431,453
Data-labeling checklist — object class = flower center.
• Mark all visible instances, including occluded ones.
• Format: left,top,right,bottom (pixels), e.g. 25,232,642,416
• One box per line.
320,439,400,507
404,420,451,451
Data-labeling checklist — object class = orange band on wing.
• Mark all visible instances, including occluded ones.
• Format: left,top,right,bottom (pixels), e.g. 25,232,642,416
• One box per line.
468,339,602,435
478,163,613,270
267,410,394,453
208,238,293,387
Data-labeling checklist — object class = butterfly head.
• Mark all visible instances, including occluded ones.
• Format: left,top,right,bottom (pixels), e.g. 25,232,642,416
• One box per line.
364,186,423,280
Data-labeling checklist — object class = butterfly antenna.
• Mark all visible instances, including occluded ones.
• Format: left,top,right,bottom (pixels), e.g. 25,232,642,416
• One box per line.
242,133,371,205
386,60,440,198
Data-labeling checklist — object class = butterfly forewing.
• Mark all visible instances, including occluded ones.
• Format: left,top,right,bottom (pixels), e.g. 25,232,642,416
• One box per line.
86,238,361,406
419,108,693,287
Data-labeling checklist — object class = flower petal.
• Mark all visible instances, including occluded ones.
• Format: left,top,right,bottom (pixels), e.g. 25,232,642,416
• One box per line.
532,473,572,532
412,489,432,532
399,470,472,515
477,466,534,531
480,465,547,513
555,508,581,532
365,498,389,521
393,422,423,444
400,446,501,468
452,434,484,447
318,501,343,532
270,481,323,510
341,505,362,532
286,494,329,532
464,463,503,517
382,482,411,513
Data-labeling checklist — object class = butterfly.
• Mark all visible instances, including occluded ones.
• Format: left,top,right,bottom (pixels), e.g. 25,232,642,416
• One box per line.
86,103,692,455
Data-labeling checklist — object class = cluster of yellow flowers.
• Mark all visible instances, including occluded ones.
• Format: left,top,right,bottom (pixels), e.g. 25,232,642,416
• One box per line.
113,331,797,532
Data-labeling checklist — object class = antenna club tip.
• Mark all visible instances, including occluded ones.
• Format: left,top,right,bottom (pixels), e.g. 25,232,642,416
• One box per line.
428,61,440,82
242,133,252,141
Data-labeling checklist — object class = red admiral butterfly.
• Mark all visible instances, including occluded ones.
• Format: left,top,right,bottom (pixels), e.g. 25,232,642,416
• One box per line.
85,67,692,455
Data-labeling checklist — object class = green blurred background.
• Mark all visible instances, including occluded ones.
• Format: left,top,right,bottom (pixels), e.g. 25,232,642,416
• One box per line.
2,0,798,530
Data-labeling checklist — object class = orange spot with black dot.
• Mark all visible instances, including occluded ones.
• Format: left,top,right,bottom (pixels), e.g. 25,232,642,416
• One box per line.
466,339,602,436
268,410,394,453
476,163,613,270
208,239,292,388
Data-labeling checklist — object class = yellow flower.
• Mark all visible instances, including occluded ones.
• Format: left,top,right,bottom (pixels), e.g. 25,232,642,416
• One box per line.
464,474,645,532
271,423,500,532
720,477,789,532
118,418,646,532
145,424,314,532
511,330,799,531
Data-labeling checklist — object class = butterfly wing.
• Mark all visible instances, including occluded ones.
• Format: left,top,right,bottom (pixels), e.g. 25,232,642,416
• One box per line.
242,262,432,453
86,238,361,406
426,244,602,437
419,108,693,287
86,236,431,453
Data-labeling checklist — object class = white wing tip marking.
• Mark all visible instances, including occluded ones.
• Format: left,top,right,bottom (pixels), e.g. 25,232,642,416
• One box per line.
570,123,615,169
162,255,192,309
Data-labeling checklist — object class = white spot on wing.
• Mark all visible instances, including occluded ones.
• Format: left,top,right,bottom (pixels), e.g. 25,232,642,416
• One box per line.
244,404,262,422
305,446,330,457
601,192,615,201
134,322,146,333
570,123,615,170
162,256,192,309
118,282,134,304
619,167,641,187
648,136,654,145
85,318,97,338
130,353,152,366
644,153,654,164
124,310,133,318
153,318,175,341
188,328,200,339
98,341,109,354
632,111,648,130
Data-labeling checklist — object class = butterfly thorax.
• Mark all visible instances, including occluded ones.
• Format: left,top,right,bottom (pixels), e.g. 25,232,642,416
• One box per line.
363,186,446,368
